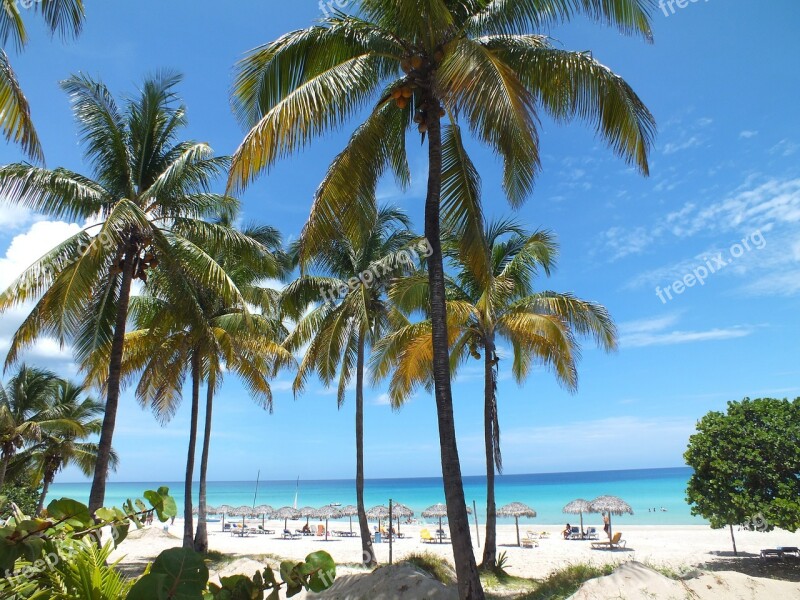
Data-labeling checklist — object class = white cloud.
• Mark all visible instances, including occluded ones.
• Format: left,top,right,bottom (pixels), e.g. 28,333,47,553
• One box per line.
373,392,391,406
770,139,799,157
663,136,702,155
0,204,35,229
739,130,759,139
0,220,82,289
597,226,661,261
618,314,753,348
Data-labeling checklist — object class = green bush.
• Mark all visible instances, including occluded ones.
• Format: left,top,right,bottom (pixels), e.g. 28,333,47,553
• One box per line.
0,482,40,518
518,563,616,600
400,552,456,586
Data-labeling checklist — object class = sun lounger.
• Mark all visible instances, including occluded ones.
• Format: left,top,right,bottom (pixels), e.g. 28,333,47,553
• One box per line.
779,546,800,558
591,532,626,550
283,529,301,539
568,527,582,540
585,527,600,540
420,528,437,543
761,547,800,560
522,533,539,548
761,548,783,560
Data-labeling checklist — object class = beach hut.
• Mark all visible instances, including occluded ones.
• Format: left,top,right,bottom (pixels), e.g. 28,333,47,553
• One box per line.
273,506,301,530
563,499,592,538
588,495,633,540
422,503,472,543
316,504,343,541
339,505,358,534
254,504,274,528
497,502,537,547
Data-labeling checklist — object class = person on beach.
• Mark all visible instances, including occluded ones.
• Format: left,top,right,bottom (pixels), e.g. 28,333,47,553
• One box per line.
562,523,572,539
602,513,610,535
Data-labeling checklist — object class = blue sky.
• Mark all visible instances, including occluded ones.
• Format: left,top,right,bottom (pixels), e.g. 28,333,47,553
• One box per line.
0,0,798,484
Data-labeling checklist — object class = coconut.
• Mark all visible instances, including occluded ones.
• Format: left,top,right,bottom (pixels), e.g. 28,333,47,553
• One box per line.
411,56,424,69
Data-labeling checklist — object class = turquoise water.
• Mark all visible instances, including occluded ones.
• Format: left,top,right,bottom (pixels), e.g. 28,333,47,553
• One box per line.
49,467,703,525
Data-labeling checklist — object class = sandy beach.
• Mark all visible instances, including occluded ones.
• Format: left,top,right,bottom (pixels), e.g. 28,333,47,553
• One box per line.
112,518,800,582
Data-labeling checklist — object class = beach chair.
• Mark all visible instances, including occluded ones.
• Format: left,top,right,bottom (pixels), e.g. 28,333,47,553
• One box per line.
591,532,626,550
585,527,599,540
522,532,539,549
761,548,783,560
283,529,301,539
526,530,540,540
420,528,437,544
779,547,800,558
538,531,550,539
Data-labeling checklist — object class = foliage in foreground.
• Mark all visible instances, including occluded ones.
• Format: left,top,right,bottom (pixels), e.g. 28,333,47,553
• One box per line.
0,488,335,599
401,552,456,586
685,397,800,553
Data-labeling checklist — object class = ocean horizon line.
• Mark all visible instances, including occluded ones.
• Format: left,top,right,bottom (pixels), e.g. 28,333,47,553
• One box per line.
55,465,691,486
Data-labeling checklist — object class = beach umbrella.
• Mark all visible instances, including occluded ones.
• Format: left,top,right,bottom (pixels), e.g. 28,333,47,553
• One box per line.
422,503,472,543
563,499,592,537
273,506,301,530
339,505,358,533
217,505,234,530
316,504,343,541
588,496,633,540
230,505,253,528
298,506,318,527
366,505,390,532
497,502,537,547
391,503,414,535
254,504,274,528
206,505,218,515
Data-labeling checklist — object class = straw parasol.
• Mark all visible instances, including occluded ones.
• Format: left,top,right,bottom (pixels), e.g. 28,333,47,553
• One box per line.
217,505,234,529
206,505,218,515
299,506,318,527
366,505,390,532
421,503,473,543
273,506,301,530
316,504,343,541
229,505,253,528
588,496,633,540
391,502,414,535
254,504,274,528
562,499,592,537
339,505,358,534
497,502,537,547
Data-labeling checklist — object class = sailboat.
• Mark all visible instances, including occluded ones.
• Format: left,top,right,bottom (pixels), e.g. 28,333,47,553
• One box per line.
293,476,300,509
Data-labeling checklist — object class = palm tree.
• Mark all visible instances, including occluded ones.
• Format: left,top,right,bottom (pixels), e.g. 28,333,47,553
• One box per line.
0,73,258,512
23,379,116,515
281,206,416,567
372,221,617,568
229,3,655,595
0,0,85,160
0,365,61,488
98,222,292,549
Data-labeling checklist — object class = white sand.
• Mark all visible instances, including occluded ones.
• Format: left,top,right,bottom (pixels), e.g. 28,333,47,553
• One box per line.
111,519,800,597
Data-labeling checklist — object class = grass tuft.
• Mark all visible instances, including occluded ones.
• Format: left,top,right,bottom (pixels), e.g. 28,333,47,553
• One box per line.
400,552,457,586
518,563,617,600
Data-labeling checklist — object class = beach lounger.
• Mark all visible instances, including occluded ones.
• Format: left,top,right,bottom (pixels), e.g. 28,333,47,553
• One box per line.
283,529,301,539
779,546,800,558
761,548,783,560
585,527,599,540
591,532,626,550
420,528,437,544
521,533,539,549
568,526,582,540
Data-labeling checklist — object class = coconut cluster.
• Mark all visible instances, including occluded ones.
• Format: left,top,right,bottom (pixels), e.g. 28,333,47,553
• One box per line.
391,48,447,134
110,244,159,283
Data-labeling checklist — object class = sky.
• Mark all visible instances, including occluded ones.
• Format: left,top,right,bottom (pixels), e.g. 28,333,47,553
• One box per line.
0,0,798,484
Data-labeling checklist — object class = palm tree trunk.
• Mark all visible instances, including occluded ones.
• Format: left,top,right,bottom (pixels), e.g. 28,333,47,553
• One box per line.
37,472,54,516
0,452,10,490
89,244,137,513
194,377,214,553
183,350,201,548
355,332,376,567
424,102,485,600
481,335,498,569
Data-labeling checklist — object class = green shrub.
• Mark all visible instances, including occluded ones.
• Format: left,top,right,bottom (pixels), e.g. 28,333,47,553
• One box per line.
400,552,456,586
519,563,616,600
0,482,40,518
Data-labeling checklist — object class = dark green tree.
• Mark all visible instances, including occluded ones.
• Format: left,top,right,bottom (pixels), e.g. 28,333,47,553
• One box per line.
685,397,800,555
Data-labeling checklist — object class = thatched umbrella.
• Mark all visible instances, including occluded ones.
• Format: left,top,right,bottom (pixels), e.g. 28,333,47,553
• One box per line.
391,502,414,535
217,505,234,530
497,502,537,547
366,505,390,533
316,504,342,541
273,506,301,530
422,503,472,543
229,505,253,528
563,499,592,538
588,496,633,540
254,504,274,528
339,505,358,534
206,505,218,515
299,506,318,528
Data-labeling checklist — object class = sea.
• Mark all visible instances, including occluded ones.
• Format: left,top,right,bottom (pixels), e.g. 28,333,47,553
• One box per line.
48,467,702,526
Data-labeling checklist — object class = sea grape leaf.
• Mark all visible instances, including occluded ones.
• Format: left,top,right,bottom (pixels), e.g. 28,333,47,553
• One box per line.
46,498,93,528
